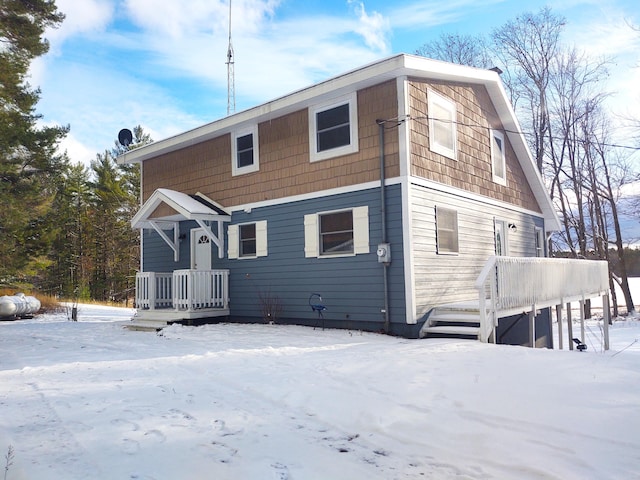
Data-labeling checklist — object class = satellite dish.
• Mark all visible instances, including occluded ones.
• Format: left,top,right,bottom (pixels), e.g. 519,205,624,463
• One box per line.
118,128,133,147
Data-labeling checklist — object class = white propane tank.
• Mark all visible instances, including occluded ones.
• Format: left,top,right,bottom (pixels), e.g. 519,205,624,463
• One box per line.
0,296,17,317
0,293,41,318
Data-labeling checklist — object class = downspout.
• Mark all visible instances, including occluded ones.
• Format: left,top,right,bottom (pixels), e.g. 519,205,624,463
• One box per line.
377,119,390,333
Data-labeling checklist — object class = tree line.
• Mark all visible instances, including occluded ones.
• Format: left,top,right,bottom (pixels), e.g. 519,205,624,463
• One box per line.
1,2,638,313
416,7,639,315
0,0,147,302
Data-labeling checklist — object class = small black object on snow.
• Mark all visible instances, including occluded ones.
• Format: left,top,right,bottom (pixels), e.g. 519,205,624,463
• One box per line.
572,338,587,351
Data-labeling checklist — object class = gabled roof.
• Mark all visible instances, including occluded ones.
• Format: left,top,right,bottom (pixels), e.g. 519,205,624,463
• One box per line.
131,188,230,229
119,54,560,231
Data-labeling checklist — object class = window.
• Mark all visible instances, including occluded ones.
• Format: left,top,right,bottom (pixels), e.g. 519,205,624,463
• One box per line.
239,224,256,257
304,206,369,258
491,129,507,185
231,125,259,176
428,90,457,160
535,227,544,257
436,206,459,254
309,93,359,162
320,211,353,255
228,221,267,259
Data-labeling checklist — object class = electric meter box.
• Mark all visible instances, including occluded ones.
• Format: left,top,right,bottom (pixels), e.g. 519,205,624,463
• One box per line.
376,243,391,263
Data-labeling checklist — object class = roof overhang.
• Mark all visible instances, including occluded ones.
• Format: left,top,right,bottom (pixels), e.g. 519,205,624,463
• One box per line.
132,189,231,262
119,53,561,232
131,188,231,230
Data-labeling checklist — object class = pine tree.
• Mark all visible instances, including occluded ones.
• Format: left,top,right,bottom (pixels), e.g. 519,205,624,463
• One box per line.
0,0,68,286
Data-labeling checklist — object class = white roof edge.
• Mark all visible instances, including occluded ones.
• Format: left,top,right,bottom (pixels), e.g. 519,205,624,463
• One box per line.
121,53,560,230
116,54,499,165
131,188,230,229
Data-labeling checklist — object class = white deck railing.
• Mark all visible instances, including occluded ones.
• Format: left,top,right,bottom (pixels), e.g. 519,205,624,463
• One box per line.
135,270,229,312
475,256,609,343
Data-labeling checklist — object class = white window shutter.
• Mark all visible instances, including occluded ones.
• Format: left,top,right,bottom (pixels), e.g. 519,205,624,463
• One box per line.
304,214,318,257
256,220,268,257
353,206,369,254
228,224,239,259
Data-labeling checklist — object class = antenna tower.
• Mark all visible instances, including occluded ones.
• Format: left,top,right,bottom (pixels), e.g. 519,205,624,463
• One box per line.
226,0,235,115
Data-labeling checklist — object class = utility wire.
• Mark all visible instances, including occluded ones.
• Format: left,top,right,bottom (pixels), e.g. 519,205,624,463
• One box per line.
387,114,640,151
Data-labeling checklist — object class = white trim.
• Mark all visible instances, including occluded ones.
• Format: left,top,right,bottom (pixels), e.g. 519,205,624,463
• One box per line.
231,125,260,176
304,214,318,258
401,178,417,324
309,92,359,162
229,178,401,213
256,220,268,257
409,176,548,220
228,224,239,259
352,206,370,254
397,76,410,179
491,129,507,186
427,89,457,160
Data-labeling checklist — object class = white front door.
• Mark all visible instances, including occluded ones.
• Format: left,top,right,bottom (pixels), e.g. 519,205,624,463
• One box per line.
192,228,212,270
494,220,508,256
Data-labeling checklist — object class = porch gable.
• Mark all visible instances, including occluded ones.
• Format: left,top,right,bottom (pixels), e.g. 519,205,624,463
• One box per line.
132,188,231,261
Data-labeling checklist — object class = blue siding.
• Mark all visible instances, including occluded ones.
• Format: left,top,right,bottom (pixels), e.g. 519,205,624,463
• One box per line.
224,185,406,328
141,185,409,333
142,222,194,272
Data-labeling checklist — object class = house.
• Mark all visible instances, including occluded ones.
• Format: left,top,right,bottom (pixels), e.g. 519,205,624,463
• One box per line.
118,54,610,347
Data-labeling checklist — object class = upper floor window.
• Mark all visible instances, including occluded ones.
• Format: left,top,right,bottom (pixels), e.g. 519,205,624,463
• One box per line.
428,90,457,160
228,220,267,259
491,129,507,185
436,206,459,254
232,125,259,176
309,93,359,162
304,206,369,258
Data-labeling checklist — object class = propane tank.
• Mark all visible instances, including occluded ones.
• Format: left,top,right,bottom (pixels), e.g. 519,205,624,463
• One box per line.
0,296,17,317
0,293,41,319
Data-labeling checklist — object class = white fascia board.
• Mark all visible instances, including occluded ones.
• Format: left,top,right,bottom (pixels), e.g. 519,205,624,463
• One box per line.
118,54,559,232
118,54,496,165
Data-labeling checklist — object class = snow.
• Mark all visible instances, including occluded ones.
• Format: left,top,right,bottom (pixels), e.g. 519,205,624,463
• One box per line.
1,303,639,479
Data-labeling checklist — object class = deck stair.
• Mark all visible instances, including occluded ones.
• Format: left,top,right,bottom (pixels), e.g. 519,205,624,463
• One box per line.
125,319,168,332
421,302,485,340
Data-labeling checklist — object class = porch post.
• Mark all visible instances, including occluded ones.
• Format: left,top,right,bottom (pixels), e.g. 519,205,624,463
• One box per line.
556,304,563,350
567,302,574,351
528,306,536,348
149,272,156,311
602,293,610,351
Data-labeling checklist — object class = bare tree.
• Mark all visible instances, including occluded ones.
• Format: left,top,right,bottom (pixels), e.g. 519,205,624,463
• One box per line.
492,7,566,173
415,32,494,69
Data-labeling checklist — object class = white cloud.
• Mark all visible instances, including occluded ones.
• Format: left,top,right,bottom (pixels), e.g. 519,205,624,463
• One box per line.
348,1,391,53
47,0,114,49
388,0,504,30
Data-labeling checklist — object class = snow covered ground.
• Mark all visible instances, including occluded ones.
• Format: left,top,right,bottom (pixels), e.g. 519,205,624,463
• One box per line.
0,303,639,480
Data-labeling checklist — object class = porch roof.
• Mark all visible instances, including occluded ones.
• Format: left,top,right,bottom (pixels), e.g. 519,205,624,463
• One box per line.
131,188,231,229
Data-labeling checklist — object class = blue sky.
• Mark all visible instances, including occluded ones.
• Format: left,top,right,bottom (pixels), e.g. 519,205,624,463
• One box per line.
31,0,640,167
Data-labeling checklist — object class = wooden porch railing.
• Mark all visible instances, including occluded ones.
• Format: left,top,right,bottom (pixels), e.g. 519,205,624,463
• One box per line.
475,256,610,343
135,270,229,312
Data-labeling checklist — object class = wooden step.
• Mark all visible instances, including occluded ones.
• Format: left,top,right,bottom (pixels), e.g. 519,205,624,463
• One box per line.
428,312,481,324
125,320,167,332
425,325,480,337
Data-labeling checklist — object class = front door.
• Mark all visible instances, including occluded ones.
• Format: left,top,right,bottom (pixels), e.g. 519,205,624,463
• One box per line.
192,228,212,270
494,220,508,256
